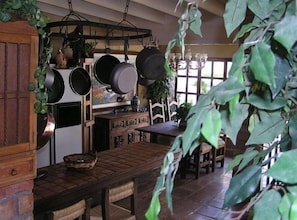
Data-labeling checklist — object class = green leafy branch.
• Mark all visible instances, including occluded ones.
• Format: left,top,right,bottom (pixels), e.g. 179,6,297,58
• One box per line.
146,0,297,219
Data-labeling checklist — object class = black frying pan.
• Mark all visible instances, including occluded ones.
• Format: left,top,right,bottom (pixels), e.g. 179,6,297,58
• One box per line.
47,69,65,103
93,54,120,85
136,47,166,80
69,67,91,95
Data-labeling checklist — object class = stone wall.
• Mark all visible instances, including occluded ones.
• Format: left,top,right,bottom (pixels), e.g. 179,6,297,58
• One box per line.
0,180,34,220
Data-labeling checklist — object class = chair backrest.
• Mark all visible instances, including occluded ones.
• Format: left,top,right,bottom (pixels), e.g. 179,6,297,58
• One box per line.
148,99,166,125
49,199,91,220
102,180,137,220
166,98,178,121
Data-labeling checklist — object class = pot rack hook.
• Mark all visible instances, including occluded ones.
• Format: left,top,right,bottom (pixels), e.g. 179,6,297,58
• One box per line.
62,0,89,22
124,37,129,63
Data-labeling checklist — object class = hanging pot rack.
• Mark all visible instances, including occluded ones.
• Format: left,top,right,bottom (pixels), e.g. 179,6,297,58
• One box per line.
45,0,152,42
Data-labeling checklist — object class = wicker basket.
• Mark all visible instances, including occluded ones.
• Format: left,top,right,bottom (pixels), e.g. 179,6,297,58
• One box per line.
63,153,97,170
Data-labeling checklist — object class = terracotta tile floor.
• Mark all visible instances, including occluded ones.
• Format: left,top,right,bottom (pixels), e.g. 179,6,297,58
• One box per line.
157,157,234,220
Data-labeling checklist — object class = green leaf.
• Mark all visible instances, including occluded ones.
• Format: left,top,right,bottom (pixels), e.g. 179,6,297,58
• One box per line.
223,0,248,37
223,165,262,208
214,76,245,105
182,92,215,153
189,7,202,37
290,197,297,220
221,102,249,145
248,0,284,21
248,113,259,133
226,153,244,173
279,193,292,220
228,45,245,81
289,115,297,149
182,107,205,153
250,42,276,90
272,52,291,98
246,110,286,145
145,193,161,220
233,23,254,43
287,186,297,197
246,90,287,110
253,189,281,220
286,1,297,16
201,108,221,148
11,0,22,10
266,149,297,184
274,15,297,52
237,149,259,174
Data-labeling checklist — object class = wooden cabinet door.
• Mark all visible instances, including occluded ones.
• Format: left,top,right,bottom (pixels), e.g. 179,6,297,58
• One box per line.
0,21,37,157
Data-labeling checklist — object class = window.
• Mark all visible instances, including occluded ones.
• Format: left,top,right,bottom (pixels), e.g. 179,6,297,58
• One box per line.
175,58,232,105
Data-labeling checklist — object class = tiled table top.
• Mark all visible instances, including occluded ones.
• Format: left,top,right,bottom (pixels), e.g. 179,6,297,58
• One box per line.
33,142,169,216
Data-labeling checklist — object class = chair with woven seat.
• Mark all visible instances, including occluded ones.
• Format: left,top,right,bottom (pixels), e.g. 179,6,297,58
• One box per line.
186,142,212,179
211,133,226,172
48,198,91,220
165,98,178,121
90,180,137,220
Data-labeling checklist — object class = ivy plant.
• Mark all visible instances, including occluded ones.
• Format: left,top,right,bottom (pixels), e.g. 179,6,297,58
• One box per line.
146,0,297,219
0,0,52,114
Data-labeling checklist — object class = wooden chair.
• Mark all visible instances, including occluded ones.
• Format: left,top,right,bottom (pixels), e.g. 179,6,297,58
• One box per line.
48,198,91,220
186,142,212,179
212,133,226,172
90,180,137,220
148,99,166,125
148,99,174,145
166,98,178,121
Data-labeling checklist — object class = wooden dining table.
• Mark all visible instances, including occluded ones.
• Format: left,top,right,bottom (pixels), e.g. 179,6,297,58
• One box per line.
135,121,189,178
136,120,184,139
33,142,170,219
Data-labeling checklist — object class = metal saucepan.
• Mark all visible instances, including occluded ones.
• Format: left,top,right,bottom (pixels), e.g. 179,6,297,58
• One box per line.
37,112,55,150
69,67,92,95
136,47,166,80
109,39,137,94
93,54,120,85
110,62,138,94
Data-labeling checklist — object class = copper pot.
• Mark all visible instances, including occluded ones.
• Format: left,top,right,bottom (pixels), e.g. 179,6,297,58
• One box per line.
37,112,55,149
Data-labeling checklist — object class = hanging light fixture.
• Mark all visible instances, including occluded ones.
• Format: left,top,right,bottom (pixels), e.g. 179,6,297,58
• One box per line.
170,49,207,71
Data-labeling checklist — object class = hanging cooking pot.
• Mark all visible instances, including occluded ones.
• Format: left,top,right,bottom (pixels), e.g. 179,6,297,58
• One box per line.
47,69,65,103
110,63,137,94
69,67,91,95
93,54,120,85
44,65,55,89
109,39,137,94
37,112,55,150
136,47,166,80
137,74,155,86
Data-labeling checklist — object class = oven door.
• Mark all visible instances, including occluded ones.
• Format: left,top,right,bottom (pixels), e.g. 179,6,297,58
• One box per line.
53,102,82,128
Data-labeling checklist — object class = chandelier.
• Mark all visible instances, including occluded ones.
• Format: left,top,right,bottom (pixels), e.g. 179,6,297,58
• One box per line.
170,49,208,71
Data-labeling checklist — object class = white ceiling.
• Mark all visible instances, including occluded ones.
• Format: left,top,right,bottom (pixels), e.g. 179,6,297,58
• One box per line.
37,0,230,45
